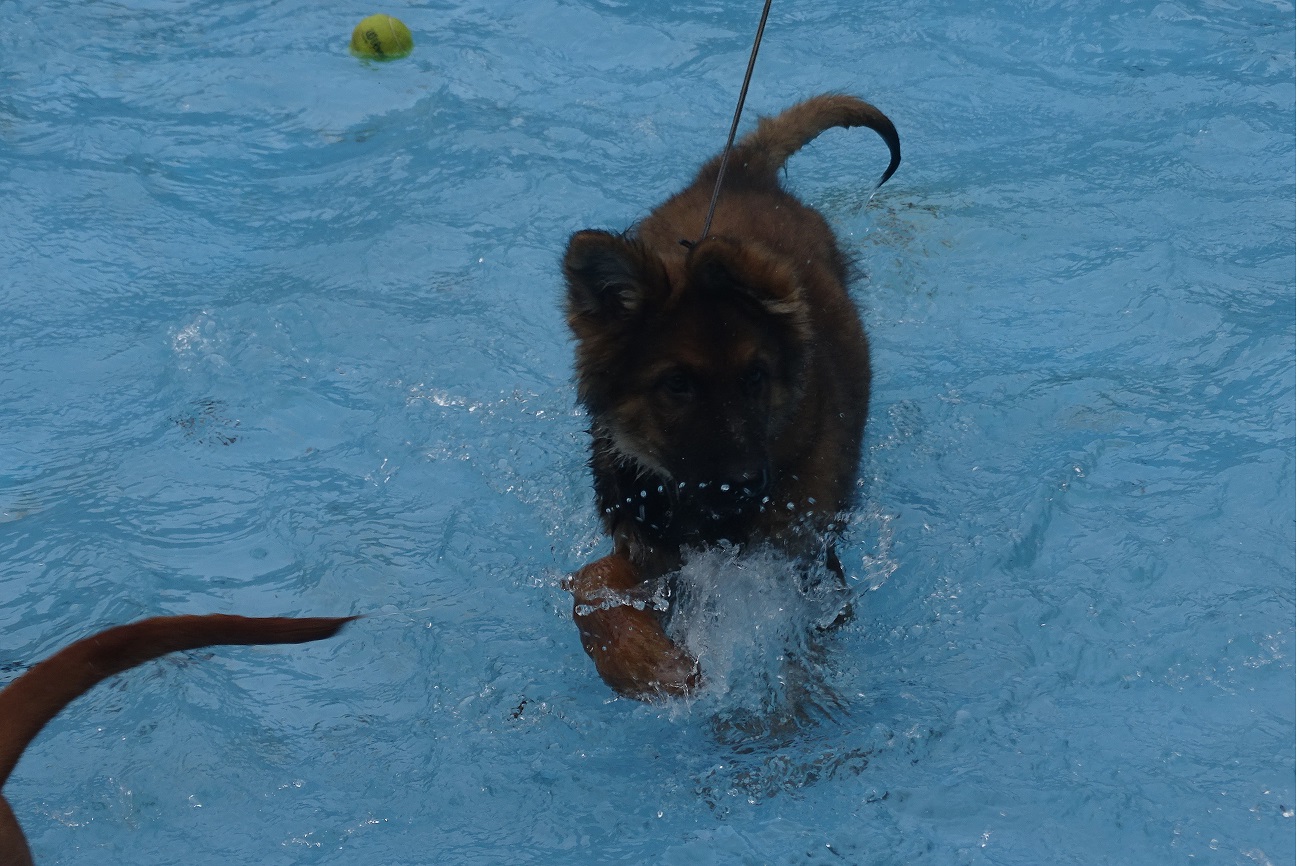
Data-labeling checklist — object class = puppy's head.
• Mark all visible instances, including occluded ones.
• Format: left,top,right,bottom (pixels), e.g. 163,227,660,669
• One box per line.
564,231,810,503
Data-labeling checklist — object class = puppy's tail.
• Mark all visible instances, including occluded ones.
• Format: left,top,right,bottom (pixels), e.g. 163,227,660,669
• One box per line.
703,93,901,190
0,614,354,788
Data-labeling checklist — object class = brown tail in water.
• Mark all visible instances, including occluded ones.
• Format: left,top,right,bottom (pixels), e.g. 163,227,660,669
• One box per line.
0,613,354,866
700,92,901,189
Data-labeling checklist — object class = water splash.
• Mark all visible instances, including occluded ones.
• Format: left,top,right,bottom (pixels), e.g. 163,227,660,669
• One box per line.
664,544,852,744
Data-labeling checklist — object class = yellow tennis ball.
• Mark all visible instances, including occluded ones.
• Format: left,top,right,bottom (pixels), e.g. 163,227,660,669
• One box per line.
350,14,413,60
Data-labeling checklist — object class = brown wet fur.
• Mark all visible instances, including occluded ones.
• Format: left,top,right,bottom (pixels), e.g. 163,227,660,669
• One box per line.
566,555,701,699
0,613,354,865
563,93,900,700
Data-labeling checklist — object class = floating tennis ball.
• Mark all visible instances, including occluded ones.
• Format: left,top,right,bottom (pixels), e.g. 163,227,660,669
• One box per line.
350,14,413,60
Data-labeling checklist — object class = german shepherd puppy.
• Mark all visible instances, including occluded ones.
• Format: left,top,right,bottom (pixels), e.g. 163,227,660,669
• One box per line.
0,614,353,865
563,93,900,699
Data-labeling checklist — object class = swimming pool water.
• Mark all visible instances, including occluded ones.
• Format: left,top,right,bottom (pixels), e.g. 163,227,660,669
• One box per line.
0,0,1292,863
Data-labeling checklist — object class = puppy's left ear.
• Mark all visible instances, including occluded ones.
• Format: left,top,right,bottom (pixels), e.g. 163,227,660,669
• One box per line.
687,238,808,322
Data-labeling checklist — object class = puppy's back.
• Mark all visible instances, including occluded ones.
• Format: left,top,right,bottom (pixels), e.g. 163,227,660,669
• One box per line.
638,94,899,280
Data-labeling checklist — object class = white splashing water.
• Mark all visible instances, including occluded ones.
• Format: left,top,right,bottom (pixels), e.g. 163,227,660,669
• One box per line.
663,545,852,741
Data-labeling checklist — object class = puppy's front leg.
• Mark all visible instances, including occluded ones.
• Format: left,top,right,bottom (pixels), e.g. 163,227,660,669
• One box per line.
566,555,700,700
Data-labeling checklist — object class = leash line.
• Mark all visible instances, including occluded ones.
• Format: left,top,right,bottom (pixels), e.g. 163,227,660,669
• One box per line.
698,0,774,243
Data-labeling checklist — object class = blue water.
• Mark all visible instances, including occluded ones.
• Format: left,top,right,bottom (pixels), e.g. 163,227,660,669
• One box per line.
1,0,1293,863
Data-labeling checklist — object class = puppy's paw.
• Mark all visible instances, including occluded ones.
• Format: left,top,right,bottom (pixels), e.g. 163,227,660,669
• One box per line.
568,556,701,700
576,603,701,699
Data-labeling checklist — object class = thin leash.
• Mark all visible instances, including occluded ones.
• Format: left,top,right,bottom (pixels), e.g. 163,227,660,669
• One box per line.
696,0,775,244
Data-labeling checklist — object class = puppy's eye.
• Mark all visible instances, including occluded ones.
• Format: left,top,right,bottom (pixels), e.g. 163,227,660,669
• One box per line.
660,371,694,397
742,366,768,394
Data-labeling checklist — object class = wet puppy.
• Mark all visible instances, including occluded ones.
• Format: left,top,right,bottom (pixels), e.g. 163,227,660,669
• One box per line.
563,93,900,699
0,614,353,865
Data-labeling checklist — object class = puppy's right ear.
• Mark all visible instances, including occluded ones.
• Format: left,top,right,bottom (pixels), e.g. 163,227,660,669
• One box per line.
563,231,666,337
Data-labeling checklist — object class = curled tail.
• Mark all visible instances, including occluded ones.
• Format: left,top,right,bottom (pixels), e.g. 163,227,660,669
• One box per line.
705,93,901,189
0,613,353,865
